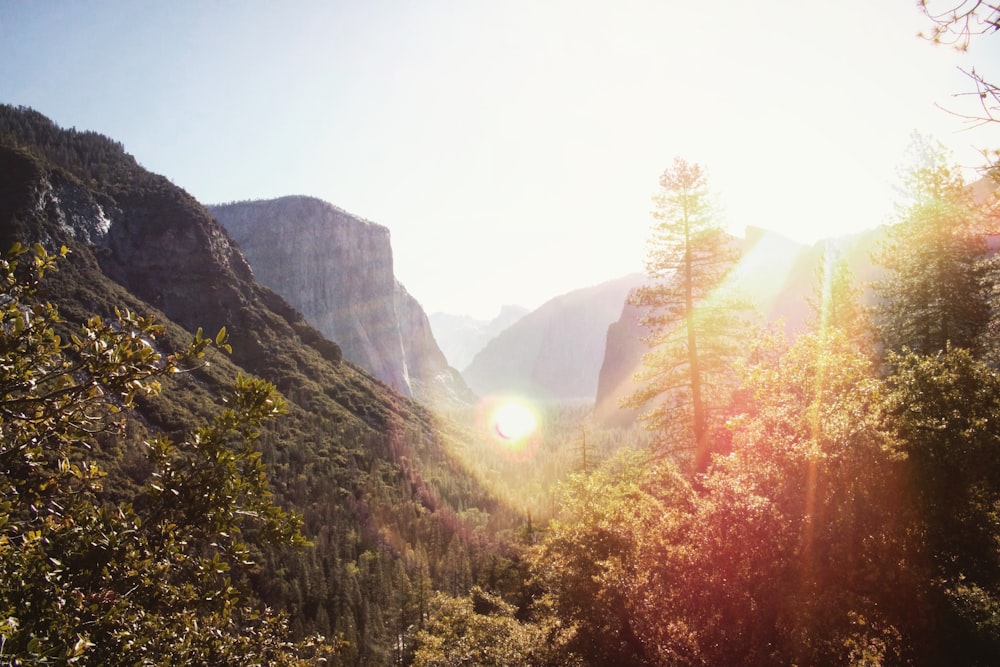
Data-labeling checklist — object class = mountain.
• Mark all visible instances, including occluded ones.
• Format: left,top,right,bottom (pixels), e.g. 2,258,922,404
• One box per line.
593,300,650,427
462,274,647,401
593,226,887,426
429,305,529,370
209,196,474,408
0,104,508,659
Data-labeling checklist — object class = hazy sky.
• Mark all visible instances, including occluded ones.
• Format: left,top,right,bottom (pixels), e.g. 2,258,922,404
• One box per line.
2,1,999,318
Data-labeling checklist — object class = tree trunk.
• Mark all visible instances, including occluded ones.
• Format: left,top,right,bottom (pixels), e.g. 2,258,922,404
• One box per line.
683,197,708,473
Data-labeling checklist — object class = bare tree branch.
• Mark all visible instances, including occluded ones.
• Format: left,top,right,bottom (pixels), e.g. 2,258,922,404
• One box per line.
919,0,1000,48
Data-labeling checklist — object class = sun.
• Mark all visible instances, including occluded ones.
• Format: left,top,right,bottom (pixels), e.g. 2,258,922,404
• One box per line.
490,400,538,442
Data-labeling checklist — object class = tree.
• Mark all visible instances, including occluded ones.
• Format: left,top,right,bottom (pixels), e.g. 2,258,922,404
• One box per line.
871,135,992,357
712,330,930,665
920,1,1000,45
918,1,1000,128
878,346,1000,662
527,449,687,666
0,243,326,665
411,587,561,667
627,157,744,472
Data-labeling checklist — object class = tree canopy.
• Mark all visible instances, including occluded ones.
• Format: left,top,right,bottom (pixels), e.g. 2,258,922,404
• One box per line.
0,243,325,665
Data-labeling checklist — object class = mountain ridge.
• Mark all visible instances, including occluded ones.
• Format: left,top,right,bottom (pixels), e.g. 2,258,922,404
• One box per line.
0,103,509,657
462,273,647,401
593,225,889,425
429,304,529,370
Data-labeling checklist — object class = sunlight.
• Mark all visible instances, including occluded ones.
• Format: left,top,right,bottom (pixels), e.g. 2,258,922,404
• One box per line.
490,400,538,442
725,228,804,331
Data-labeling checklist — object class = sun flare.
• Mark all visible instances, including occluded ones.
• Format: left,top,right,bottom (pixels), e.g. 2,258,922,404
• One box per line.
490,400,538,442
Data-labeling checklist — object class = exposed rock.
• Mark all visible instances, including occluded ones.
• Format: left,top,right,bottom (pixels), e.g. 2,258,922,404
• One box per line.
209,196,473,406
0,104,502,653
395,281,477,405
593,301,649,427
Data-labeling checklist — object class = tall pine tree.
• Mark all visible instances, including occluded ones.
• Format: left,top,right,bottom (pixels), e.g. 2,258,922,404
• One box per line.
872,135,992,358
626,157,744,473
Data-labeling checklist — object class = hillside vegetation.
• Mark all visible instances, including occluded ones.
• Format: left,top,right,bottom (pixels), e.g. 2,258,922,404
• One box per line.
3,99,1000,667
0,105,523,665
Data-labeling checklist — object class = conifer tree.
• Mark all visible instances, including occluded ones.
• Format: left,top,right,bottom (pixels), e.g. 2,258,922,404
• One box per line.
872,136,992,358
808,244,868,346
626,157,744,472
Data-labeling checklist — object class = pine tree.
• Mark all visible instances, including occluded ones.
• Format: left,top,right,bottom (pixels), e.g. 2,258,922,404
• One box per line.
626,157,745,472
808,244,868,346
872,136,992,358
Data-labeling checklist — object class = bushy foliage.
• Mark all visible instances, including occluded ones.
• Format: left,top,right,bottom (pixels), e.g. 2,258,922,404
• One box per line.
0,106,530,663
871,135,993,357
412,136,1000,665
411,587,567,667
0,244,327,665
525,329,1000,665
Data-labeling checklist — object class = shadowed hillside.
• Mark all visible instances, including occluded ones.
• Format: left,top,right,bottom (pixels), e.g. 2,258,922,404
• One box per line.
0,104,516,662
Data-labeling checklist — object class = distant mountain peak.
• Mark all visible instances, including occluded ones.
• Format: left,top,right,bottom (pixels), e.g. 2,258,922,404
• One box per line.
429,305,529,371
460,274,647,401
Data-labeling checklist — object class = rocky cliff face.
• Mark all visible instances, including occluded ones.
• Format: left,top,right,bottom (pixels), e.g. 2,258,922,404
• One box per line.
0,139,343,383
593,300,649,427
209,196,472,406
0,104,501,650
394,281,475,403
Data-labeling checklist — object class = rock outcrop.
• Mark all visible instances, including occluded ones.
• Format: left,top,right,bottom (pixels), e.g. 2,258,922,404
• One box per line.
209,196,473,406
0,103,499,652
593,301,649,427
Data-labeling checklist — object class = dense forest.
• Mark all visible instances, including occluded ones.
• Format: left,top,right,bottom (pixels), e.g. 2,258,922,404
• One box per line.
0,104,545,665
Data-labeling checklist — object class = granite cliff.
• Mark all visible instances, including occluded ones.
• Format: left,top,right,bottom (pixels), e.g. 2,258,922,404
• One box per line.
0,104,500,653
209,196,473,407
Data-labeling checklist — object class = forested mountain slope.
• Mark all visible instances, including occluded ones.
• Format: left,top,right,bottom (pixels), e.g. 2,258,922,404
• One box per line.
0,104,514,664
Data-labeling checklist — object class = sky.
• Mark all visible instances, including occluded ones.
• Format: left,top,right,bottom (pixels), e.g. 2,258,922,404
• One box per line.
2,1,999,319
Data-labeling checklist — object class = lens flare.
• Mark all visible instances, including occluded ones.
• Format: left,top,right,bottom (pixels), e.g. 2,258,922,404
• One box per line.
491,400,538,441
473,396,543,461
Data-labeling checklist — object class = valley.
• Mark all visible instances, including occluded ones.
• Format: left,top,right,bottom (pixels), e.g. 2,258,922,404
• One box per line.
3,60,1000,663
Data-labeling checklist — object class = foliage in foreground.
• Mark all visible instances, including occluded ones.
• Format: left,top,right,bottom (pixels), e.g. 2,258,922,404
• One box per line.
525,333,1000,666
0,244,329,665
411,587,573,667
